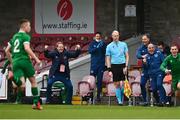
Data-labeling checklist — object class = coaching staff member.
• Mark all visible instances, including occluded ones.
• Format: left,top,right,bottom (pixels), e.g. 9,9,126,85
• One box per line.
44,42,81,104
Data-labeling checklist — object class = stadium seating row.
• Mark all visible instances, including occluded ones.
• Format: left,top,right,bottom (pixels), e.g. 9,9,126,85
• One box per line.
77,69,172,105
0,36,113,73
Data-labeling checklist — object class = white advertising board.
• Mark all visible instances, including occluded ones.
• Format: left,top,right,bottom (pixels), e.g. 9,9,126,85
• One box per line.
34,0,95,35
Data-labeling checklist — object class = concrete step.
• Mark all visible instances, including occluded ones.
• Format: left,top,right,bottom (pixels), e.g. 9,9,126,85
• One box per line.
72,100,81,105
95,96,118,105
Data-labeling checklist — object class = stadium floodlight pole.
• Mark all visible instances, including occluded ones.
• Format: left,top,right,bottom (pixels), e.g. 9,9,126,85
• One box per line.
115,0,119,31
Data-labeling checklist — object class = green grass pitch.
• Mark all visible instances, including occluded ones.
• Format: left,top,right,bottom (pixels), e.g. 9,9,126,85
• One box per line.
0,104,180,119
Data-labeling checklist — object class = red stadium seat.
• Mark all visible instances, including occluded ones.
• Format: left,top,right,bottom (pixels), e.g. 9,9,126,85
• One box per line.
34,44,44,52
82,44,89,52
78,81,91,97
70,44,77,51
31,37,41,44
0,52,5,61
131,82,141,105
48,45,55,51
128,69,141,84
82,75,96,89
39,53,46,60
128,69,141,105
3,40,9,46
77,75,96,104
106,82,116,105
0,61,4,67
102,71,112,84
0,46,4,52
104,36,112,44
106,82,116,96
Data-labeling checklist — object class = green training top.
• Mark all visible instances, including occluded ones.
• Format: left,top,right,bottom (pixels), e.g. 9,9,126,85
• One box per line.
9,31,30,63
160,53,180,79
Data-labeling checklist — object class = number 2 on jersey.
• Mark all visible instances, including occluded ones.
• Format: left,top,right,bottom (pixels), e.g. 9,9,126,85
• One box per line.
14,39,20,53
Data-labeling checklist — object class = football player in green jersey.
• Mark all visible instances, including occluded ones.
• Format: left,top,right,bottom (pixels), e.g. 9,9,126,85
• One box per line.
160,44,180,98
5,19,42,110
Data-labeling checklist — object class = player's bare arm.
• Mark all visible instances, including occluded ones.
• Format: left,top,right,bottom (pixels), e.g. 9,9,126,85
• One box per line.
24,43,41,64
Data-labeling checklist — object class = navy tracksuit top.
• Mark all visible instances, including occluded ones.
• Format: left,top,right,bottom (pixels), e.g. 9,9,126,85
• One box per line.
44,49,81,78
146,50,165,75
88,40,106,70
136,44,149,72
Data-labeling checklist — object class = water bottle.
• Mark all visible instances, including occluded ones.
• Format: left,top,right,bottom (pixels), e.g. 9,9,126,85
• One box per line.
88,98,92,105
150,92,153,107
128,97,132,106
61,87,66,104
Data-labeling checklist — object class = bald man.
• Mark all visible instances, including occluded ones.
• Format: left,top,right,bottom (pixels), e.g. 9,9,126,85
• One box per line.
144,43,167,106
106,30,129,105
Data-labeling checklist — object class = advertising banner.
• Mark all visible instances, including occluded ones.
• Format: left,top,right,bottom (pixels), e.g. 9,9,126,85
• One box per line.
34,0,95,35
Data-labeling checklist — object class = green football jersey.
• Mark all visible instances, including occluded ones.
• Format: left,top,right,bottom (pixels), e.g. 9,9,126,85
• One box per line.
9,32,30,62
160,53,180,79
